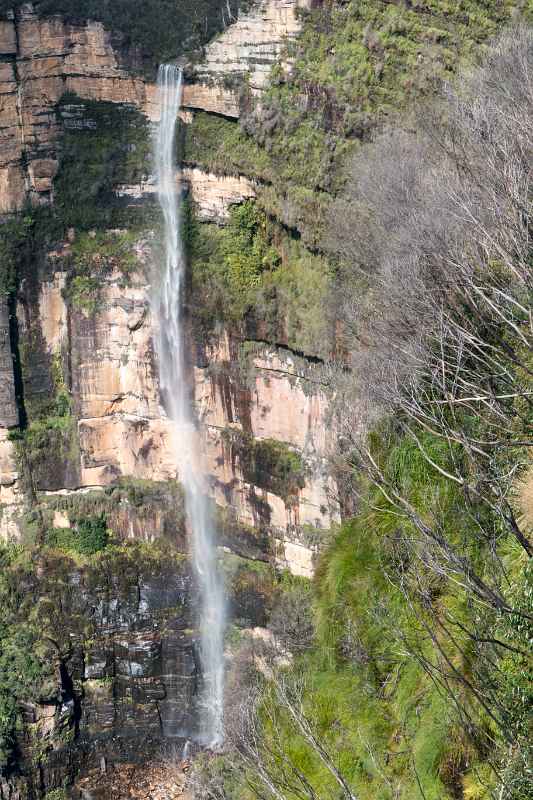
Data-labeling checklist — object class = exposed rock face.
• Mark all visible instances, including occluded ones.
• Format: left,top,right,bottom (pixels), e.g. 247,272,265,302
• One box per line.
0,2,336,794
0,0,310,212
0,5,146,212
182,82,240,119
182,167,256,221
0,543,198,798
76,554,197,742
68,272,177,488
20,260,178,490
184,0,312,117
196,337,336,577
2,237,336,575
116,167,256,222
0,428,20,540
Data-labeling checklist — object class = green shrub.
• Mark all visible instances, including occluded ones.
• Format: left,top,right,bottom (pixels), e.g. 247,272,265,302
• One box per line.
188,201,334,355
183,112,271,182
227,416,531,799
0,216,33,297
223,202,280,303
232,0,518,241
0,546,47,770
63,229,142,314
46,515,109,556
66,275,100,314
44,790,68,800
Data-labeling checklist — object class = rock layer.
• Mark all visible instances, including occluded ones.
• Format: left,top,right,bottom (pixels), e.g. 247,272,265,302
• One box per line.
0,5,145,211
3,237,336,575
0,0,309,212
185,0,312,117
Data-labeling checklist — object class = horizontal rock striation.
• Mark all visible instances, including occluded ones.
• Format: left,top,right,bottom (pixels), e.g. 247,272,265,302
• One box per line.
0,544,197,798
0,0,309,212
116,167,256,222
0,5,146,212
185,0,312,117
182,167,256,221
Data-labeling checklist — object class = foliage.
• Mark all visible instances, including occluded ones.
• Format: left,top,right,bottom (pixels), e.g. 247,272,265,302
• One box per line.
184,112,271,182
0,545,50,770
187,200,280,321
269,573,314,654
208,25,533,800
0,216,33,297
223,202,280,303
222,552,277,628
46,515,109,556
183,0,519,244
53,95,154,233
0,537,187,772
188,201,334,356
220,422,531,799
63,229,143,314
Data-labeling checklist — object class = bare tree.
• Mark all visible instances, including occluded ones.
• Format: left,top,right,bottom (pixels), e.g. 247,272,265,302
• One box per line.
327,23,532,569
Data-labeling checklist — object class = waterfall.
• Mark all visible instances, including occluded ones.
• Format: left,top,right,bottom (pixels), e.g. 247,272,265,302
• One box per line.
153,64,225,748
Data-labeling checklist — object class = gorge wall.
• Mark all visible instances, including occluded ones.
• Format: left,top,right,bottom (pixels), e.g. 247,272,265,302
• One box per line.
1,2,527,799
0,2,334,795
0,0,334,568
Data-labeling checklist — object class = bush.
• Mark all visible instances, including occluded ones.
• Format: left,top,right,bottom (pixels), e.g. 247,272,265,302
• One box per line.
0,546,48,770
269,574,314,653
0,216,32,297
46,515,109,556
189,201,334,356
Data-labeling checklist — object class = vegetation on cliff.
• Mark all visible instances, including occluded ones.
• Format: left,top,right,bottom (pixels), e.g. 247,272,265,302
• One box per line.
1,1,531,798
193,24,533,800
187,200,334,357
185,0,524,246
0,538,188,772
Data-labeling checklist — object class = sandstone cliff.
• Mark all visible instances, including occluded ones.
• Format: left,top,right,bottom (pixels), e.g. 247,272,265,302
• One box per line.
0,0,335,574
0,2,334,795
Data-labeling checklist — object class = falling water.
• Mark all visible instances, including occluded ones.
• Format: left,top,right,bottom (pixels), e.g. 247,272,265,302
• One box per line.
153,64,225,747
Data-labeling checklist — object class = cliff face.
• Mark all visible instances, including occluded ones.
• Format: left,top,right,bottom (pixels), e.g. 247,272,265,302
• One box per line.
0,1,333,794
185,0,312,116
0,533,197,800
0,0,335,572
1,239,336,573
0,0,311,212
0,5,148,212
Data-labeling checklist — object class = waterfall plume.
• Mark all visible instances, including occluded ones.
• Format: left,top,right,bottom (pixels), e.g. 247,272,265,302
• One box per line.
153,63,225,748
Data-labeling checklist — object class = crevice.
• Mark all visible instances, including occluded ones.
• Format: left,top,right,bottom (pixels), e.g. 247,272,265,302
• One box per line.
181,96,240,124
8,292,27,429
12,7,31,198
242,337,325,365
